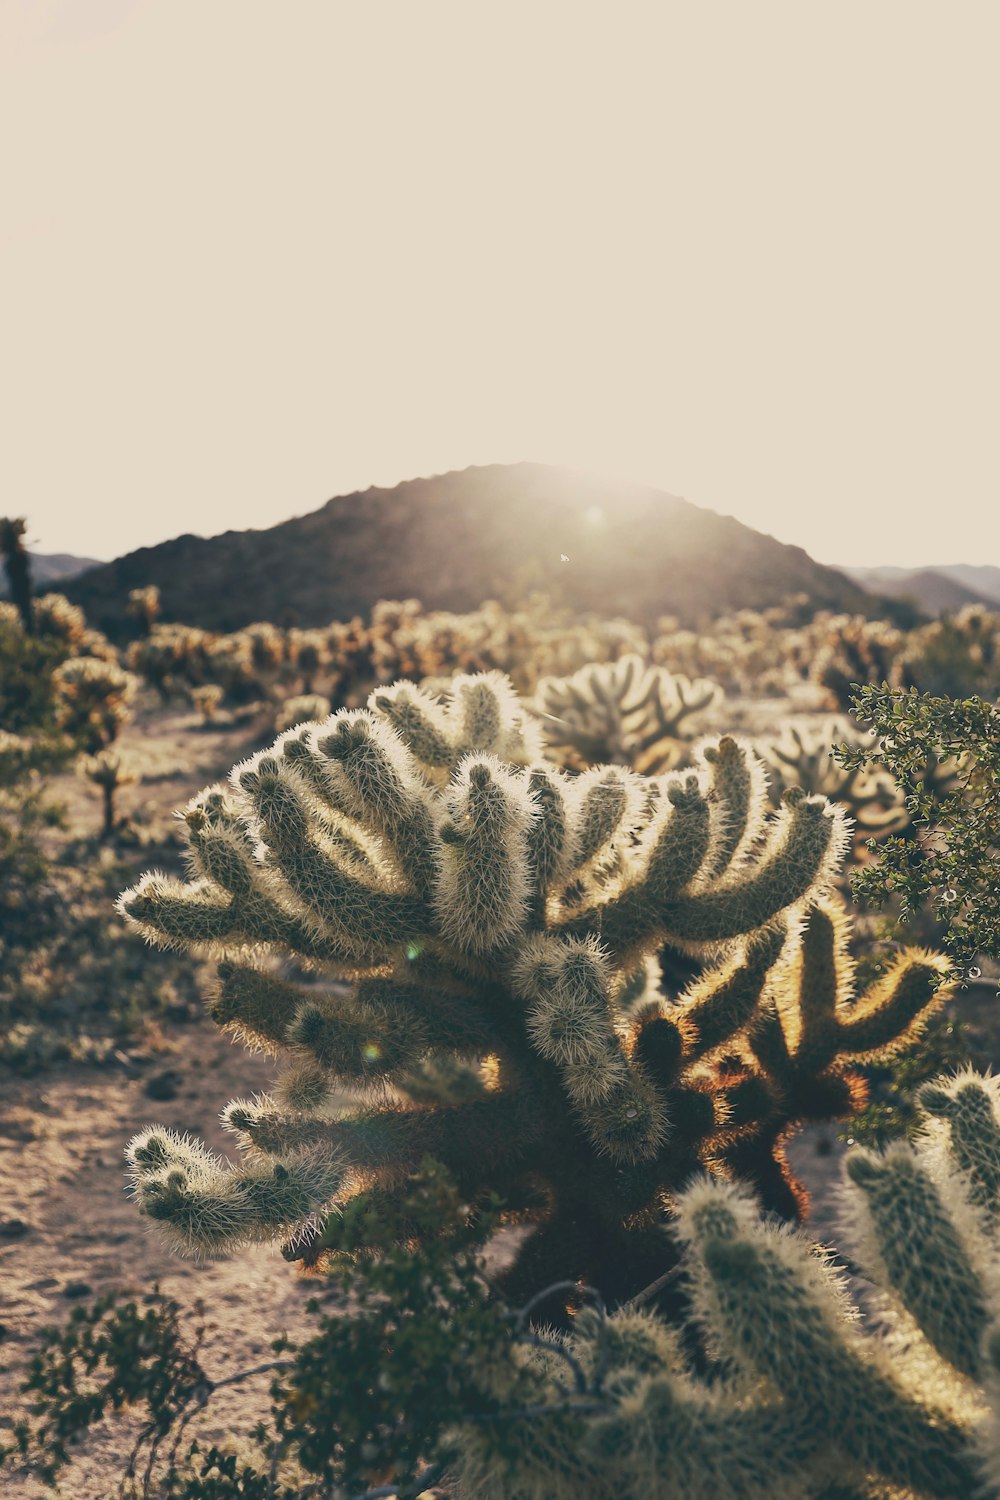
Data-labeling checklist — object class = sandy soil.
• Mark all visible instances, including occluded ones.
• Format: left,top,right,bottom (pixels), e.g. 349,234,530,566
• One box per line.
0,1026,325,1500
0,1023,850,1500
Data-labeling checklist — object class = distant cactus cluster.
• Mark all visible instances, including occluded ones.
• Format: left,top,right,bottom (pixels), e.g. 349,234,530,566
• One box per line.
457,1070,1000,1500
529,654,723,773
119,672,952,1308
902,602,1000,700
811,614,911,710
756,718,909,849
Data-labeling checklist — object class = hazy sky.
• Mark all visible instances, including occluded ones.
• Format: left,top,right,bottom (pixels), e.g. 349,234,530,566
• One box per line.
2,1,998,568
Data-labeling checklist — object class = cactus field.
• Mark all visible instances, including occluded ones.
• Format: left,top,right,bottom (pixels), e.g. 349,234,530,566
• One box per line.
2,570,999,1500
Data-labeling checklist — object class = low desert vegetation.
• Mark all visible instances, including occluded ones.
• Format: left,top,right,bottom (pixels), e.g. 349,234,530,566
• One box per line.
2,512,998,1499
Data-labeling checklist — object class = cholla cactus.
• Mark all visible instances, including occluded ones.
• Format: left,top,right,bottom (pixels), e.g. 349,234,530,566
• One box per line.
757,718,908,851
458,1071,1000,1499
52,656,137,753
83,749,138,838
126,585,161,636
813,614,910,710
119,672,947,1302
274,693,331,736
190,683,224,723
287,629,331,695
531,655,723,772
904,603,1000,699
127,623,214,699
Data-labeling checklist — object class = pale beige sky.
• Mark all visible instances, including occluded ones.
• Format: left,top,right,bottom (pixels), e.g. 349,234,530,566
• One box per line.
2,0,997,567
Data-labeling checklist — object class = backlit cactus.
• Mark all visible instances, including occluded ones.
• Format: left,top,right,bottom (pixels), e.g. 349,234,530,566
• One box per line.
118,672,948,1301
757,718,908,852
458,1072,1000,1499
52,655,137,753
530,654,723,772
83,749,138,838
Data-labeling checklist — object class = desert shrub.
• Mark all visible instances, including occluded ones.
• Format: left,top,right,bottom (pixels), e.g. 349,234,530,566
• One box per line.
756,717,909,857
274,693,332,736
127,584,162,635
191,683,225,722
835,685,1000,984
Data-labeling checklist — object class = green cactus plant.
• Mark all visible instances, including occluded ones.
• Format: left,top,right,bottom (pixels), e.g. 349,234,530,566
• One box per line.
757,718,909,852
83,749,138,838
118,672,949,1306
52,655,136,753
190,682,224,723
813,614,911,711
274,692,332,736
457,1069,1000,1500
530,654,723,772
126,584,161,636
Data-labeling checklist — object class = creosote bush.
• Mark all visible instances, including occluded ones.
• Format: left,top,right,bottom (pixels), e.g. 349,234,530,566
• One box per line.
118,671,952,1310
836,685,1000,984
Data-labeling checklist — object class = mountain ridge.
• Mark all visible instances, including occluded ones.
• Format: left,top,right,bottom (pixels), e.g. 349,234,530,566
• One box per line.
0,551,103,598
61,462,891,636
843,563,1000,615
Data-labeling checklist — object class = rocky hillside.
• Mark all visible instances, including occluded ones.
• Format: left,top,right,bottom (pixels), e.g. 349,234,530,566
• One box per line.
64,463,883,635
844,564,998,616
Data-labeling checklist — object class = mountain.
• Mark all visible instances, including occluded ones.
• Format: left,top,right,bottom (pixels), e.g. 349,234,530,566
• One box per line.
843,564,997,616
63,462,885,637
935,564,1000,606
0,551,103,598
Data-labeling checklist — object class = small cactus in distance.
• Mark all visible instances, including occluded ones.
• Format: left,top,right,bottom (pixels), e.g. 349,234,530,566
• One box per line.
274,692,332,736
190,683,224,723
118,672,948,1306
126,585,161,637
83,749,139,839
52,656,137,753
531,654,723,772
757,717,908,852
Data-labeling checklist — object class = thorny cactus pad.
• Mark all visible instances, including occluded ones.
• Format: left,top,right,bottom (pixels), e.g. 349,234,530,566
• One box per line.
119,672,948,1303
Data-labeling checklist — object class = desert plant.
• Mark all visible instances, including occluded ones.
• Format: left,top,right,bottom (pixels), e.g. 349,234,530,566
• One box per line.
812,614,910,710
83,749,139,838
530,654,722,772
757,718,908,852
0,515,33,631
52,655,137,753
286,628,331,695
15,1076,1000,1498
127,584,162,636
904,603,1000,700
457,1069,1000,1498
117,672,952,1310
274,692,331,736
835,685,1000,984
190,683,225,723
